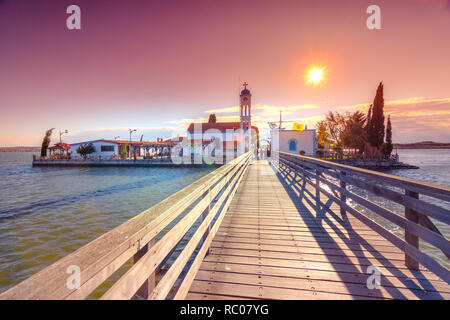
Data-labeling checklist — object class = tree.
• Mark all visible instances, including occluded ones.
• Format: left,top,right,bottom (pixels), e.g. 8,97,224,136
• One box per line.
325,111,346,146
324,111,347,158
121,143,128,159
342,111,367,155
316,120,329,149
365,104,372,138
367,82,385,147
77,143,95,159
208,114,217,123
385,115,393,158
40,128,55,157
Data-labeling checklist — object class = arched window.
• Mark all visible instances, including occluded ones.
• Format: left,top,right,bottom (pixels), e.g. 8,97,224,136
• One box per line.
288,139,297,151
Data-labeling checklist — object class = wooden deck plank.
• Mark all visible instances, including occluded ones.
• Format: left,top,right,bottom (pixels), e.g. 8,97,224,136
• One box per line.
186,292,256,300
187,160,448,300
215,231,395,244
207,247,413,268
202,251,442,282
193,270,447,300
210,240,406,260
218,226,392,240
220,221,383,233
211,236,404,254
189,280,378,300
198,261,449,293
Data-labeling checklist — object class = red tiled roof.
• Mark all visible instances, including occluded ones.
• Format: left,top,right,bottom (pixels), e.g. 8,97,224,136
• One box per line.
69,139,174,147
164,137,184,143
187,122,258,132
48,142,71,150
184,139,212,146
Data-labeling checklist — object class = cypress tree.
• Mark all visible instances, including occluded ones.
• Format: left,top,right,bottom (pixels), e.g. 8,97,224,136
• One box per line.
368,82,385,147
365,105,372,137
385,115,393,158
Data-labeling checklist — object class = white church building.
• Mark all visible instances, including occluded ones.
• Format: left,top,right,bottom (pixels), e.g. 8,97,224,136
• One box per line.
271,128,316,157
185,83,259,161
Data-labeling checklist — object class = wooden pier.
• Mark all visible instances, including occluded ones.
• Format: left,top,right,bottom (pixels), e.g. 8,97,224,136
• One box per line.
1,152,449,300
187,160,448,299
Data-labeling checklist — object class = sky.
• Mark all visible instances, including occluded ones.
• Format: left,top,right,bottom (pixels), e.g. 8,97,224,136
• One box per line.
0,0,449,146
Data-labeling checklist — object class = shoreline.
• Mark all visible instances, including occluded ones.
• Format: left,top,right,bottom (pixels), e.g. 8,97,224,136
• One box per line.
329,159,419,170
32,159,221,168
394,147,450,150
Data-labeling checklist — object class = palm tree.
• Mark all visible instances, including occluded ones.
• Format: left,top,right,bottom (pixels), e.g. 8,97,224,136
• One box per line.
40,128,55,157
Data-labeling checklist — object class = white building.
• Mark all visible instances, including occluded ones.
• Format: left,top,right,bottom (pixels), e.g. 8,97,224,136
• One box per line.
271,128,316,157
70,140,119,159
69,139,174,159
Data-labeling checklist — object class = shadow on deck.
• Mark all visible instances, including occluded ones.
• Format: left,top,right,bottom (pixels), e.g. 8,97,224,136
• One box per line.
187,159,448,300
275,161,444,299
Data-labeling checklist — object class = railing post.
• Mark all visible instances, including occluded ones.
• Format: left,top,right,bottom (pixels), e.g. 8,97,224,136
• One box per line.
316,167,321,209
301,158,305,182
405,189,420,270
133,239,156,299
340,171,346,215
202,188,211,256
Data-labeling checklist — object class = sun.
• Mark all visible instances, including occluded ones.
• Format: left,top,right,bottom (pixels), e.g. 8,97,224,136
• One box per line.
305,66,327,85
309,69,323,82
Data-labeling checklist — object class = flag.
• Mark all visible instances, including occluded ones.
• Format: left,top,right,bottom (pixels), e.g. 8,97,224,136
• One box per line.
293,123,304,131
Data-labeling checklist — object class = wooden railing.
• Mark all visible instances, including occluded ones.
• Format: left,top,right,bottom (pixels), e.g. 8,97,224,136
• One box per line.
274,152,450,284
1,152,251,300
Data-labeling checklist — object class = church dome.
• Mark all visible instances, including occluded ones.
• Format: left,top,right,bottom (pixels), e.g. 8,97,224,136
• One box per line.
241,89,251,95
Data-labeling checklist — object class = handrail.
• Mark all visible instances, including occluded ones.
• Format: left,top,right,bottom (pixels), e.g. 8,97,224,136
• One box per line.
0,152,251,300
274,151,450,284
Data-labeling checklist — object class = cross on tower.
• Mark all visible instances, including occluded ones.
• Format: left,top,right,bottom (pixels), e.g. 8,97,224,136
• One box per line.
243,82,248,90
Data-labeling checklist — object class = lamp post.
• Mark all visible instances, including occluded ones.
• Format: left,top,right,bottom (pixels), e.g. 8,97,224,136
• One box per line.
129,129,137,158
59,130,68,157
59,130,68,145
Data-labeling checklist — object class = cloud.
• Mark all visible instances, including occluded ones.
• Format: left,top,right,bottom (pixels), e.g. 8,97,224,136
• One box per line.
169,103,321,141
58,96,446,147
205,106,240,114
201,103,319,139
338,97,450,143
64,97,450,145
254,104,318,118
0,134,42,147
61,126,184,145
206,104,317,115
167,118,207,125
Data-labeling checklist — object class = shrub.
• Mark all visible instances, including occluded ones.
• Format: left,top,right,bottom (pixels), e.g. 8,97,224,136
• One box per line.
121,143,128,159
77,143,95,159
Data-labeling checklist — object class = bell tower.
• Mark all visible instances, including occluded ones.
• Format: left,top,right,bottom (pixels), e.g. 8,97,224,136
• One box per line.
240,82,251,131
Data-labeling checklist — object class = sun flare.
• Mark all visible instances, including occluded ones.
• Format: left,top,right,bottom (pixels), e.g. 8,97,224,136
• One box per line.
306,66,327,85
